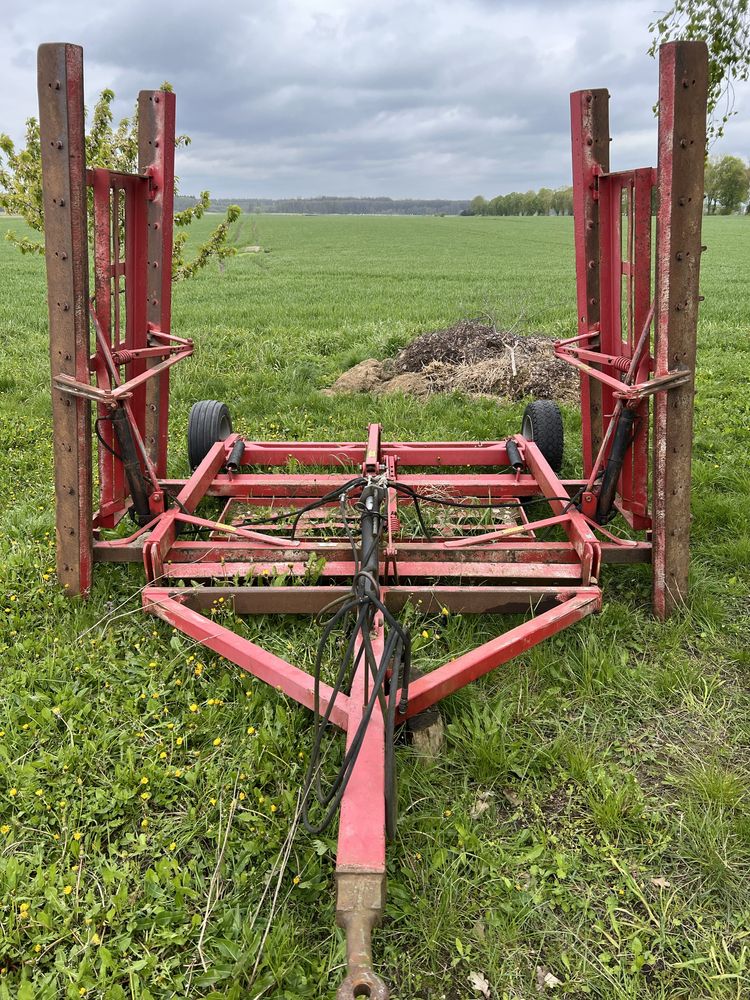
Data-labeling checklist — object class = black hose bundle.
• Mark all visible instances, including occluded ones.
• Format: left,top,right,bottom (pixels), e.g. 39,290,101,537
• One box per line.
301,482,410,838
233,474,584,836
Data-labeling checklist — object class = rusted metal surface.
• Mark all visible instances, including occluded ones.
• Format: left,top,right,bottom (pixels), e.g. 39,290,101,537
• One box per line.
335,872,388,1000
652,41,708,619
570,87,609,474
38,43,93,595
139,89,175,475
150,584,591,615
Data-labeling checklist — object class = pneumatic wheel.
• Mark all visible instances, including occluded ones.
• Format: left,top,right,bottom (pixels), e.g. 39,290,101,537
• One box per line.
187,400,233,470
521,399,564,473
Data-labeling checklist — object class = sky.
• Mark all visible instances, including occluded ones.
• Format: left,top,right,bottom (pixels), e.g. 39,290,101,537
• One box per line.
2,0,748,200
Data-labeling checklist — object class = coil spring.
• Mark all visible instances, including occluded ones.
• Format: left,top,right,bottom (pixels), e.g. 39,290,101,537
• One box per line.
111,349,136,365
611,355,632,373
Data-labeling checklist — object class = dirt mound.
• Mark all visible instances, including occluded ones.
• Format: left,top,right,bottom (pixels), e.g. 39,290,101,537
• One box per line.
322,358,384,395
325,319,578,404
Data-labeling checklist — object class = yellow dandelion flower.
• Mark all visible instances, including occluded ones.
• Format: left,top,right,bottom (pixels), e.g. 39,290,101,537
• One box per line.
91,933,101,945
35,789,44,797
175,679,182,686
189,704,199,713
213,737,221,747
421,630,429,639
173,770,182,778
444,809,452,817
140,777,149,785
210,797,217,806
293,875,301,885
19,902,29,912
34,944,41,953
149,661,157,667
1,825,10,834
72,831,82,841
140,792,150,801
141,818,149,829
270,804,277,813
63,885,73,895
168,842,177,851
176,736,184,746
9,788,17,797
247,726,256,735
238,791,246,801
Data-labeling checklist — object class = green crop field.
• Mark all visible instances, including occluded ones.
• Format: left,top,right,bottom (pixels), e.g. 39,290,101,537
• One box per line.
0,212,748,1000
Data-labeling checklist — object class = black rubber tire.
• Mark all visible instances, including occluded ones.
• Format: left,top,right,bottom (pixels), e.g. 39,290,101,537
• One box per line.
521,400,564,473
187,400,233,470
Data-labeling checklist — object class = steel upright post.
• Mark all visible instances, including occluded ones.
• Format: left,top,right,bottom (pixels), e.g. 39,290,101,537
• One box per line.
138,89,176,476
38,43,93,596
652,40,708,618
570,88,610,475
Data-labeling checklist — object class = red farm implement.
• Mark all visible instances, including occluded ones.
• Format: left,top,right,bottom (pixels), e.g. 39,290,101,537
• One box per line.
38,41,708,998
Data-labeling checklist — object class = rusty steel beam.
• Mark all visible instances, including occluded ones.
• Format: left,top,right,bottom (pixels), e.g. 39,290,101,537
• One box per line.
38,43,93,596
139,89,175,475
570,87,610,475
652,41,708,619
149,584,583,616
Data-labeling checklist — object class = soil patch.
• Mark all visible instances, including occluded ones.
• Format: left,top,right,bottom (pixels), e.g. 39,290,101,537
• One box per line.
324,318,578,403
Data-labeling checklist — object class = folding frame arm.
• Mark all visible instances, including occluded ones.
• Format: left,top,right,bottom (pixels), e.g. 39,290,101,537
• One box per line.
569,41,708,618
39,42,187,595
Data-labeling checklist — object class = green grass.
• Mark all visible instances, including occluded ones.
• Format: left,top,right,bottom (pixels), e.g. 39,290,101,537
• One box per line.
0,213,749,999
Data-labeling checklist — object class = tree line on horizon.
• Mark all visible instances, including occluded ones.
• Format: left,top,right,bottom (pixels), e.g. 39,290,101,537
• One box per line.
466,155,750,217
465,187,573,217
185,195,470,216
172,157,749,220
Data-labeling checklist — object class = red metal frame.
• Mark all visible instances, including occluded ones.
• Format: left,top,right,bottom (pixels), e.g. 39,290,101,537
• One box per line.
38,41,707,999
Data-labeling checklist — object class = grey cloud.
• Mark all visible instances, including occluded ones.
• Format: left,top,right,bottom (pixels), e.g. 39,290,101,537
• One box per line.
1,0,748,198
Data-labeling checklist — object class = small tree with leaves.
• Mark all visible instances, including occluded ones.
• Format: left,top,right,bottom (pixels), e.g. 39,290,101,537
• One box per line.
0,85,240,279
705,154,750,212
649,0,749,142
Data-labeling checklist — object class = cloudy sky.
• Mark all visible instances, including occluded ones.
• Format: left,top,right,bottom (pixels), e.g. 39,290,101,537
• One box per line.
2,0,748,200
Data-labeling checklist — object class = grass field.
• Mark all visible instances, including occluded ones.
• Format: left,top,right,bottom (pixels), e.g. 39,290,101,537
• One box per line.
0,212,749,1000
